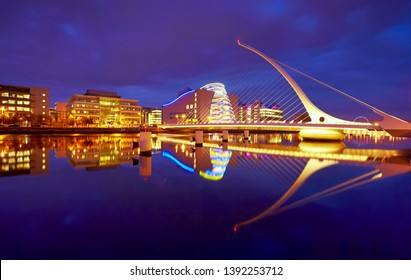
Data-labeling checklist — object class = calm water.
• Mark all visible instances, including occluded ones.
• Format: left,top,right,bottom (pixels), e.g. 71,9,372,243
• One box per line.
0,133,410,260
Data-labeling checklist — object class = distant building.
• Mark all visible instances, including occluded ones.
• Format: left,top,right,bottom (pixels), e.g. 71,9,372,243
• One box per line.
0,84,50,123
66,89,141,126
142,108,162,125
55,102,68,123
162,83,238,124
238,99,282,123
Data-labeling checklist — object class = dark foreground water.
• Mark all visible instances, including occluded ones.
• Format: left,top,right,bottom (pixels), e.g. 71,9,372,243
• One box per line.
0,133,410,259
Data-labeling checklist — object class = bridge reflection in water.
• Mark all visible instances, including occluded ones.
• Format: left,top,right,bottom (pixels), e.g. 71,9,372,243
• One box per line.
159,134,411,230
1,133,410,231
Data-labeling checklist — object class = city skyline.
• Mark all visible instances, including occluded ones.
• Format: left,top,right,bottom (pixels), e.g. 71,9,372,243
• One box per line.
1,0,410,120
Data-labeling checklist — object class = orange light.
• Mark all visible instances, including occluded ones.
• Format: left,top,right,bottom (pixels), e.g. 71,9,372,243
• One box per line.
233,226,237,233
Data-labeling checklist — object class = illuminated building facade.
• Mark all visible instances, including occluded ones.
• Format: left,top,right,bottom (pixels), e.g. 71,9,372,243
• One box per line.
67,89,141,127
162,83,238,124
201,83,236,123
238,100,282,123
0,84,50,123
142,108,162,125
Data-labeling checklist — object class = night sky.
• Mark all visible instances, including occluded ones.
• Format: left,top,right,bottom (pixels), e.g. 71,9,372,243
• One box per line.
1,0,410,120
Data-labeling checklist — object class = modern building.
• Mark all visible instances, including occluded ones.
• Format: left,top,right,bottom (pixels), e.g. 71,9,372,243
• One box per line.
238,100,282,123
162,83,238,124
66,89,141,127
142,108,162,125
0,84,50,124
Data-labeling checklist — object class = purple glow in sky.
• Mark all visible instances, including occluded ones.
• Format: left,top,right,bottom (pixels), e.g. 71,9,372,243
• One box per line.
1,0,410,119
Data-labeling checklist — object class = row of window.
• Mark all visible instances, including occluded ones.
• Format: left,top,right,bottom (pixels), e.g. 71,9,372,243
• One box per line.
3,106,31,112
1,100,30,105
1,92,30,99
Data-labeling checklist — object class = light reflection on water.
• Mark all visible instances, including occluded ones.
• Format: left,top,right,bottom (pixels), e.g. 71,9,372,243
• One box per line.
0,133,410,259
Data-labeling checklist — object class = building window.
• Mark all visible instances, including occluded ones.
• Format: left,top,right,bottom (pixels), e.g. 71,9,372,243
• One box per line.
42,100,46,103
42,105,45,109
42,94,46,97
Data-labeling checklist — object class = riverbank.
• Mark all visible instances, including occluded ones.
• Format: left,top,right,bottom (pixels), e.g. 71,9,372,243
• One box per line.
0,127,161,134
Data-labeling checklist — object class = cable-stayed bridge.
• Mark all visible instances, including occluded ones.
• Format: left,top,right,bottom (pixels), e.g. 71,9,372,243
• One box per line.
160,41,411,140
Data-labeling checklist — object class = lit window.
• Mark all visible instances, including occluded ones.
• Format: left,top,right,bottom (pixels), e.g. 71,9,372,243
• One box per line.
42,112,45,114
186,105,189,109
42,94,46,96
42,106,45,109
42,100,45,103
190,104,193,109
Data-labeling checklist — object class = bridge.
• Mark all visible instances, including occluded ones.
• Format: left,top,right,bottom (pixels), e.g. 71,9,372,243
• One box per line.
158,135,411,229
160,41,411,140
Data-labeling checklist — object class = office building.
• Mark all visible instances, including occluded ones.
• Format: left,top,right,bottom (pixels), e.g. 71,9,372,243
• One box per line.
142,108,162,125
0,84,50,124
67,89,141,127
238,100,282,123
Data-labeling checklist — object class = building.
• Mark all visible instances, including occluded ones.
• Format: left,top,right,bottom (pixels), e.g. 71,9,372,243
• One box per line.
238,100,282,123
55,102,68,123
142,108,162,125
162,83,238,124
66,89,141,127
0,84,50,124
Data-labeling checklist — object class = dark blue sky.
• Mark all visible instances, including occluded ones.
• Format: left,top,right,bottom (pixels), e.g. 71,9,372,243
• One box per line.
1,0,410,120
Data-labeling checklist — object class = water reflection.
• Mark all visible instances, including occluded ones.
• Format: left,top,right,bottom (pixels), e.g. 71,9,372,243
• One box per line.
1,133,410,259
159,134,411,228
0,135,162,177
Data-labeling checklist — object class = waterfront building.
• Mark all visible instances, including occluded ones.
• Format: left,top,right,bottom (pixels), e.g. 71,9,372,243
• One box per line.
66,89,141,127
142,107,162,125
238,100,282,123
0,84,50,124
54,102,68,123
162,83,238,124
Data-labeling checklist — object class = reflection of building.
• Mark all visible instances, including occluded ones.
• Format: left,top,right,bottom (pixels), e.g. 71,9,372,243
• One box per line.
0,139,50,177
161,141,233,181
142,107,162,125
162,83,238,124
199,148,232,181
0,84,50,120
238,100,282,123
66,136,138,169
67,89,141,127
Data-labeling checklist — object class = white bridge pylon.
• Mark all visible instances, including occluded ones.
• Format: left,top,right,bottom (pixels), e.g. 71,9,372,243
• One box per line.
237,40,411,134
